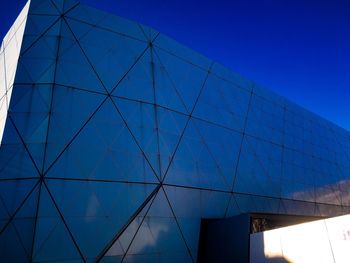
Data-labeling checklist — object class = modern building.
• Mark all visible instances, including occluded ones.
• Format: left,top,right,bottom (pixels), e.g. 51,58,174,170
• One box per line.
0,0,349,262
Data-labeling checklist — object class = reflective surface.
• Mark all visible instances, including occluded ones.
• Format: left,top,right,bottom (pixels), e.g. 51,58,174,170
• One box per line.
0,0,350,262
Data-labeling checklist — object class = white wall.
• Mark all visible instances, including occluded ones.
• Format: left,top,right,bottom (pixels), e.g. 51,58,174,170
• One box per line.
250,214,350,263
0,1,30,144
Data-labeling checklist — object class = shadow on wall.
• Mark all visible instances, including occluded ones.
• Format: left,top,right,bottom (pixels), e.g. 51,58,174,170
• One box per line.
262,258,291,263
250,232,292,263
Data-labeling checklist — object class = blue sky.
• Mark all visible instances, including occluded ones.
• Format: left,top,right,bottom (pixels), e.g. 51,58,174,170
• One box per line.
1,0,349,131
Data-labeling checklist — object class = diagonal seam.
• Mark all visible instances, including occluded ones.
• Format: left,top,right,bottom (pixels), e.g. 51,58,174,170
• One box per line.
29,180,42,260
0,142,32,176
42,93,107,177
41,17,63,174
150,45,163,180
65,16,149,44
42,43,150,176
214,77,249,124
94,184,161,262
31,207,61,259
43,180,86,262
118,189,160,263
8,116,41,176
62,16,154,96
43,27,157,176
137,22,151,42
0,197,30,259
29,0,60,16
244,135,281,186
152,44,209,73
20,17,61,57
49,0,81,16
161,62,214,183
110,97,161,183
49,0,62,15
162,187,195,262
191,119,232,190
110,32,160,95
0,179,39,235
229,85,254,193
61,17,109,94
153,48,191,114
63,17,161,180
0,183,39,260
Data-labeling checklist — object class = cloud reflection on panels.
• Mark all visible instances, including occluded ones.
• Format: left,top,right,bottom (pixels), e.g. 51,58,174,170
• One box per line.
0,0,349,262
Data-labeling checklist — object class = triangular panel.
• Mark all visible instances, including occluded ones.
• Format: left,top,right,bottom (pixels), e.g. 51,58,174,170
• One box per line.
54,20,107,94
154,47,209,112
193,72,251,132
114,98,188,180
192,119,242,188
46,98,158,183
245,92,285,145
112,49,154,103
43,86,106,172
152,49,188,113
50,0,79,14
0,183,39,262
113,98,160,178
164,186,231,260
0,179,38,231
139,24,159,42
153,34,212,71
102,190,157,262
65,17,149,93
9,84,52,171
64,3,109,27
165,118,231,191
15,21,61,84
45,179,157,261
66,4,147,41
122,188,193,263
31,183,83,262
233,136,282,198
0,119,40,179
28,0,61,16
225,194,241,218
20,14,60,53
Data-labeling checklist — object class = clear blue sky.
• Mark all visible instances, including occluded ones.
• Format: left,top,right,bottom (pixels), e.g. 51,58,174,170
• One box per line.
1,0,349,131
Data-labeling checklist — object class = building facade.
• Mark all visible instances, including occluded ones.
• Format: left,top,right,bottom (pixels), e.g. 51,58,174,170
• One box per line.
0,0,350,262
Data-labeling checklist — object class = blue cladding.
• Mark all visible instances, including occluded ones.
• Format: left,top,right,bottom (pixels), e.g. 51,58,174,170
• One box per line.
0,0,350,262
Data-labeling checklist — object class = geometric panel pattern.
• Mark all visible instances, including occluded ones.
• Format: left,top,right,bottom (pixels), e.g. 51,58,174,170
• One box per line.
1,0,350,262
